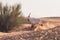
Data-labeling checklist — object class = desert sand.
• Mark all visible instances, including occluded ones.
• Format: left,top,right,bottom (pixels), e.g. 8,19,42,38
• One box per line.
0,17,60,40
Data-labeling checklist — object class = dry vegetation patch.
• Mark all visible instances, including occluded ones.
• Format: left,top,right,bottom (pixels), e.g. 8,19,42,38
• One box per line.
34,22,56,31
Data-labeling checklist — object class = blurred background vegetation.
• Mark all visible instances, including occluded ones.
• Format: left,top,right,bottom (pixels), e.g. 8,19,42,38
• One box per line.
0,3,25,32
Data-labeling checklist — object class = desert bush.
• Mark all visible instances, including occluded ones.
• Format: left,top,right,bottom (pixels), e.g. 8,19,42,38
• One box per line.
0,3,24,32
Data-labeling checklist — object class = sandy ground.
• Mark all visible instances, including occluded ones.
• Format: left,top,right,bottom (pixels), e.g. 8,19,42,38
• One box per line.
0,17,60,40
0,26,60,40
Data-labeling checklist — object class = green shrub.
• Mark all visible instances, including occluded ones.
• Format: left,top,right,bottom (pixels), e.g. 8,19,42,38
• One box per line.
0,3,24,32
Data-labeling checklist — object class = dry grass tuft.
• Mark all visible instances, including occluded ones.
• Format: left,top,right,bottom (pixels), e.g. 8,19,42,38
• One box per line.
34,22,56,31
